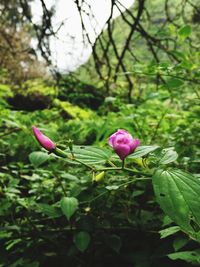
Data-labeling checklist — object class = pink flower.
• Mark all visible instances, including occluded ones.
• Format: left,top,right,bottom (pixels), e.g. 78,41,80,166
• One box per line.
108,129,140,160
32,126,56,151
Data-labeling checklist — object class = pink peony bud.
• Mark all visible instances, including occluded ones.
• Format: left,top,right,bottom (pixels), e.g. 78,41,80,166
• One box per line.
108,129,140,160
32,126,56,151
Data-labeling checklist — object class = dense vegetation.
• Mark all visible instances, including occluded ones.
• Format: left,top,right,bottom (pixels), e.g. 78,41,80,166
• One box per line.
0,0,200,266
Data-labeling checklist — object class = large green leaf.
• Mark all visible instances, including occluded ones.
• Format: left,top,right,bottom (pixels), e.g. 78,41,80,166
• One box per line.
152,169,200,242
65,146,112,164
60,197,78,220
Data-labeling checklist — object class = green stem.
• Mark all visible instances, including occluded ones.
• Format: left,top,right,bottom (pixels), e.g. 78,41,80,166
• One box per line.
97,166,151,177
53,147,68,158
55,175,67,196
122,159,125,169
70,150,75,158
107,160,117,167
73,158,94,170
97,167,122,171
116,178,151,189
123,167,151,177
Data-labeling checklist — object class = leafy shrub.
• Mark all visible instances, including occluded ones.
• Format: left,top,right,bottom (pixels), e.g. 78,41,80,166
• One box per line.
7,79,57,111
58,76,105,110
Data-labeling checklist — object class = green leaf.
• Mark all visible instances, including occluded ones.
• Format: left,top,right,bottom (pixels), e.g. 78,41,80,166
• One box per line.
132,190,144,198
166,78,184,88
152,169,200,241
178,25,192,39
65,146,112,164
159,226,180,239
106,185,119,191
0,231,12,239
37,203,62,218
106,235,121,252
6,239,21,250
173,237,188,251
162,215,173,226
159,149,178,165
60,197,78,220
168,250,200,264
128,145,160,159
73,231,91,252
29,151,49,167
170,50,186,61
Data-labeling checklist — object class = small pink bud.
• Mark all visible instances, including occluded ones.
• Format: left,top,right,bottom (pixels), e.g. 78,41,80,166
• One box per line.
32,126,56,151
108,129,140,160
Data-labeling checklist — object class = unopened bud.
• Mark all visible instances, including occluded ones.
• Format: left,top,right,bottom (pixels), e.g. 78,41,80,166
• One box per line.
84,207,91,213
93,171,105,183
32,126,56,152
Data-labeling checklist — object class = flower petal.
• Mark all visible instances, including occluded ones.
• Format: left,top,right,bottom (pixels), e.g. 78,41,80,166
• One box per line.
115,144,131,160
130,139,140,152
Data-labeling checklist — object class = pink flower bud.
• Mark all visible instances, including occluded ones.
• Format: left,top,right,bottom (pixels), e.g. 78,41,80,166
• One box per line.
32,126,56,151
108,129,140,160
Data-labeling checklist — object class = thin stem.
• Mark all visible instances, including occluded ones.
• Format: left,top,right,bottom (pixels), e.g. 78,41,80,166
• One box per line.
73,158,94,170
70,150,75,158
80,191,108,204
97,166,151,177
123,167,151,177
122,159,125,169
118,177,151,188
107,160,117,167
97,167,122,171
55,175,67,196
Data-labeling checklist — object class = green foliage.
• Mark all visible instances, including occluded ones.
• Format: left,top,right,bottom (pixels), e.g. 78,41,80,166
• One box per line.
168,250,200,264
158,148,178,165
53,99,93,120
64,145,112,165
159,226,181,239
0,0,200,266
178,25,192,39
153,169,200,242
29,151,50,167
128,145,160,158
58,76,104,110
37,203,62,218
73,231,91,252
60,197,79,220
7,79,57,110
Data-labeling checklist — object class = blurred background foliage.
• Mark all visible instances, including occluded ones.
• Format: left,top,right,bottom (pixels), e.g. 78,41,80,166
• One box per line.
0,0,200,266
